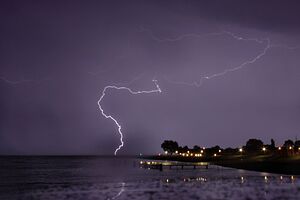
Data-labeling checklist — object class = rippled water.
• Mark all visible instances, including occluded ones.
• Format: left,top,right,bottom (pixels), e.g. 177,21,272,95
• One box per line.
0,156,299,200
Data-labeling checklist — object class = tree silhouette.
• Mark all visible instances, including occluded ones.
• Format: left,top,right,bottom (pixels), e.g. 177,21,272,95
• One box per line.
271,139,275,148
267,138,276,151
206,145,221,155
245,139,264,153
183,145,189,152
161,140,179,154
283,140,294,148
193,145,201,151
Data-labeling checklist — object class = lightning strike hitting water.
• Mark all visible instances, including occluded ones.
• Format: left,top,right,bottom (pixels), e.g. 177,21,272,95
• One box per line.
98,79,161,155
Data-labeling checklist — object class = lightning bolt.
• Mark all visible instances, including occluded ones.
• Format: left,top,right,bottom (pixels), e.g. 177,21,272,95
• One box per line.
113,72,147,86
139,26,266,44
99,27,299,155
0,76,51,85
140,26,299,87
98,79,162,155
165,38,271,87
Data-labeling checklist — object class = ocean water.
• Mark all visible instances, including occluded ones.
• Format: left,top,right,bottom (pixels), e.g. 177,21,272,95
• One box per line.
0,156,299,200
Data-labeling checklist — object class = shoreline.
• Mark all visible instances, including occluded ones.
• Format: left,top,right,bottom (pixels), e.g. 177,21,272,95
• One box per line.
1,155,299,175
143,155,300,175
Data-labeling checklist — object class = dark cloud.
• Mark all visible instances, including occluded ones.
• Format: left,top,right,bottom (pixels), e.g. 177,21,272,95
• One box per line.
0,0,300,155
158,0,300,33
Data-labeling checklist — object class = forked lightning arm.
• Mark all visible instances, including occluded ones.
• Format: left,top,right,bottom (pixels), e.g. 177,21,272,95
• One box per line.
97,79,161,155
1,27,298,156
165,38,271,87
98,28,299,155
0,76,51,85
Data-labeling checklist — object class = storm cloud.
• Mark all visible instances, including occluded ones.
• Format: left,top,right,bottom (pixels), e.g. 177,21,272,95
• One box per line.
1,0,300,155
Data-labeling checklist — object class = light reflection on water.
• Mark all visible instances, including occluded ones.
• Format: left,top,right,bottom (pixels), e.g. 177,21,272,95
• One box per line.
162,174,297,184
0,157,299,200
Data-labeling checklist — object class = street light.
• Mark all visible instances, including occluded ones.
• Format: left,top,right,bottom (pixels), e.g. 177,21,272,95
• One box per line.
239,148,243,153
262,147,266,152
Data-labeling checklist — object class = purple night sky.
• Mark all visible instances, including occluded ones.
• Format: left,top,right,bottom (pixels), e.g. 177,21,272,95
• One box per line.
1,0,300,155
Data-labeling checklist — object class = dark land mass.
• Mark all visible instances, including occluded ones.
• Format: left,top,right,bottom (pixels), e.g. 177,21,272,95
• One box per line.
144,154,300,175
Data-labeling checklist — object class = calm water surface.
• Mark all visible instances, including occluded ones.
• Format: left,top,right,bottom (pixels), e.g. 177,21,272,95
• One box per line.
0,156,299,200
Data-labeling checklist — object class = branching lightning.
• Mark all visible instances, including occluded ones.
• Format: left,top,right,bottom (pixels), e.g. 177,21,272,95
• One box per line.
99,27,299,155
97,79,162,155
139,26,266,44
113,72,147,87
165,38,271,87
140,26,299,87
0,76,51,85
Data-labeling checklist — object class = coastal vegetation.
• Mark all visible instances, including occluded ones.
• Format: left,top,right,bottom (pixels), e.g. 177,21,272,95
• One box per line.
145,138,300,175
160,138,300,157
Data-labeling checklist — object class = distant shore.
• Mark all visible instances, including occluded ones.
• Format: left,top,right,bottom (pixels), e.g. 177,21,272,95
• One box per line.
143,154,300,175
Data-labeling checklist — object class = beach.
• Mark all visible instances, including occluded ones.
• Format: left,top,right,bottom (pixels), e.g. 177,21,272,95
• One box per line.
0,156,299,200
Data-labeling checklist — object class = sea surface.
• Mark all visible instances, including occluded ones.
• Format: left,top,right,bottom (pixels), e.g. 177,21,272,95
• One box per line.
0,156,299,200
